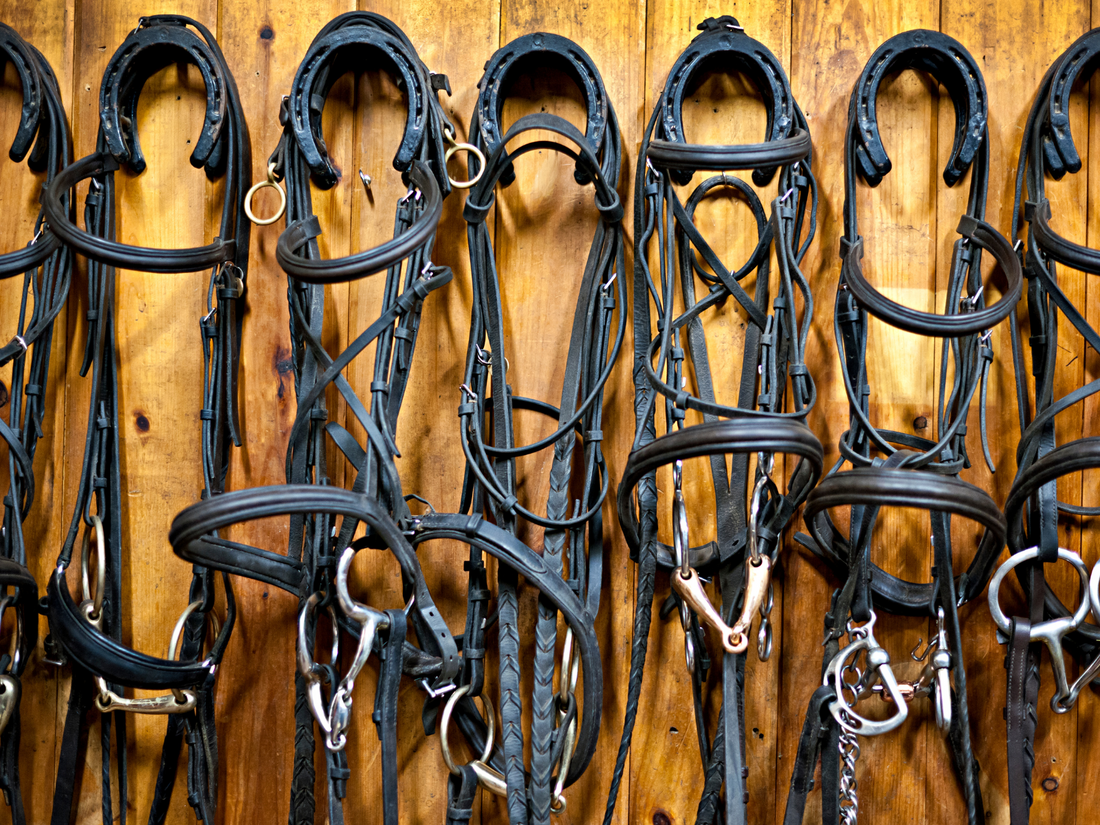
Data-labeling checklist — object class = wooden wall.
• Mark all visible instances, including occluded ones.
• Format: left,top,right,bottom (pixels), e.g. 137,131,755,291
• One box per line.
0,0,1097,823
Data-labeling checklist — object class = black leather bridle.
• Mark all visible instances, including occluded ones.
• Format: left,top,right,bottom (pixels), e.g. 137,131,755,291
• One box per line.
996,27,1100,825
38,15,251,825
785,30,1019,825
272,14,458,824
604,16,821,825
455,31,624,825
166,12,464,825
0,23,72,825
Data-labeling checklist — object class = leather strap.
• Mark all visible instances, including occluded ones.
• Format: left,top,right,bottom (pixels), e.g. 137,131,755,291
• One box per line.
1006,618,1038,825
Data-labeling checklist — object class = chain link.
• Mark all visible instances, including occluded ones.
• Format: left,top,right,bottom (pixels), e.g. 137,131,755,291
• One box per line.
838,708,861,825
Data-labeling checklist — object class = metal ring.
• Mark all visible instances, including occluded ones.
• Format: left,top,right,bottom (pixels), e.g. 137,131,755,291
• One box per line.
672,490,690,578
244,162,286,225
335,546,391,629
167,600,207,704
558,627,580,704
0,597,21,673
439,683,495,775
444,130,486,190
297,591,340,679
80,515,106,623
757,619,773,662
1091,562,1100,626
748,473,769,563
167,600,205,662
988,546,1091,635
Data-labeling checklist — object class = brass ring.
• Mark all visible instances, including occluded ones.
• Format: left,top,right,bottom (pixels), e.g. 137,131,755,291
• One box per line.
245,162,287,225
168,600,218,704
443,129,486,190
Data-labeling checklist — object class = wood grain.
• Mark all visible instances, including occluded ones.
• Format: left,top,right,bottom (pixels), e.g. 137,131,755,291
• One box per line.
483,2,643,823
1,1,1098,823
336,2,499,822
215,3,353,824
786,3,942,825
61,2,219,822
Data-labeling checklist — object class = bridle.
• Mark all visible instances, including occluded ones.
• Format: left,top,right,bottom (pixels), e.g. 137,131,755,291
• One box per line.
271,15,461,824
38,15,251,825
168,12,472,825
604,16,821,825
785,30,1019,825
997,28,1100,825
455,30,624,825
0,24,72,823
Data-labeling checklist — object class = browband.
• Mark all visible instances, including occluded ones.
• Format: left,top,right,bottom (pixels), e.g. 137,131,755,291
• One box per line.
47,567,232,690
41,16,249,273
655,15,795,186
276,161,443,281
802,468,1006,613
841,214,1023,336
170,485,459,684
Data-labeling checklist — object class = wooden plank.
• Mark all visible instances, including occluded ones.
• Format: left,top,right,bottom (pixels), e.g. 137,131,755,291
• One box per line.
634,3,791,824
785,2,941,824
0,2,74,822
14,3,1100,824
939,6,1090,825
1077,3,1100,823
214,3,355,824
